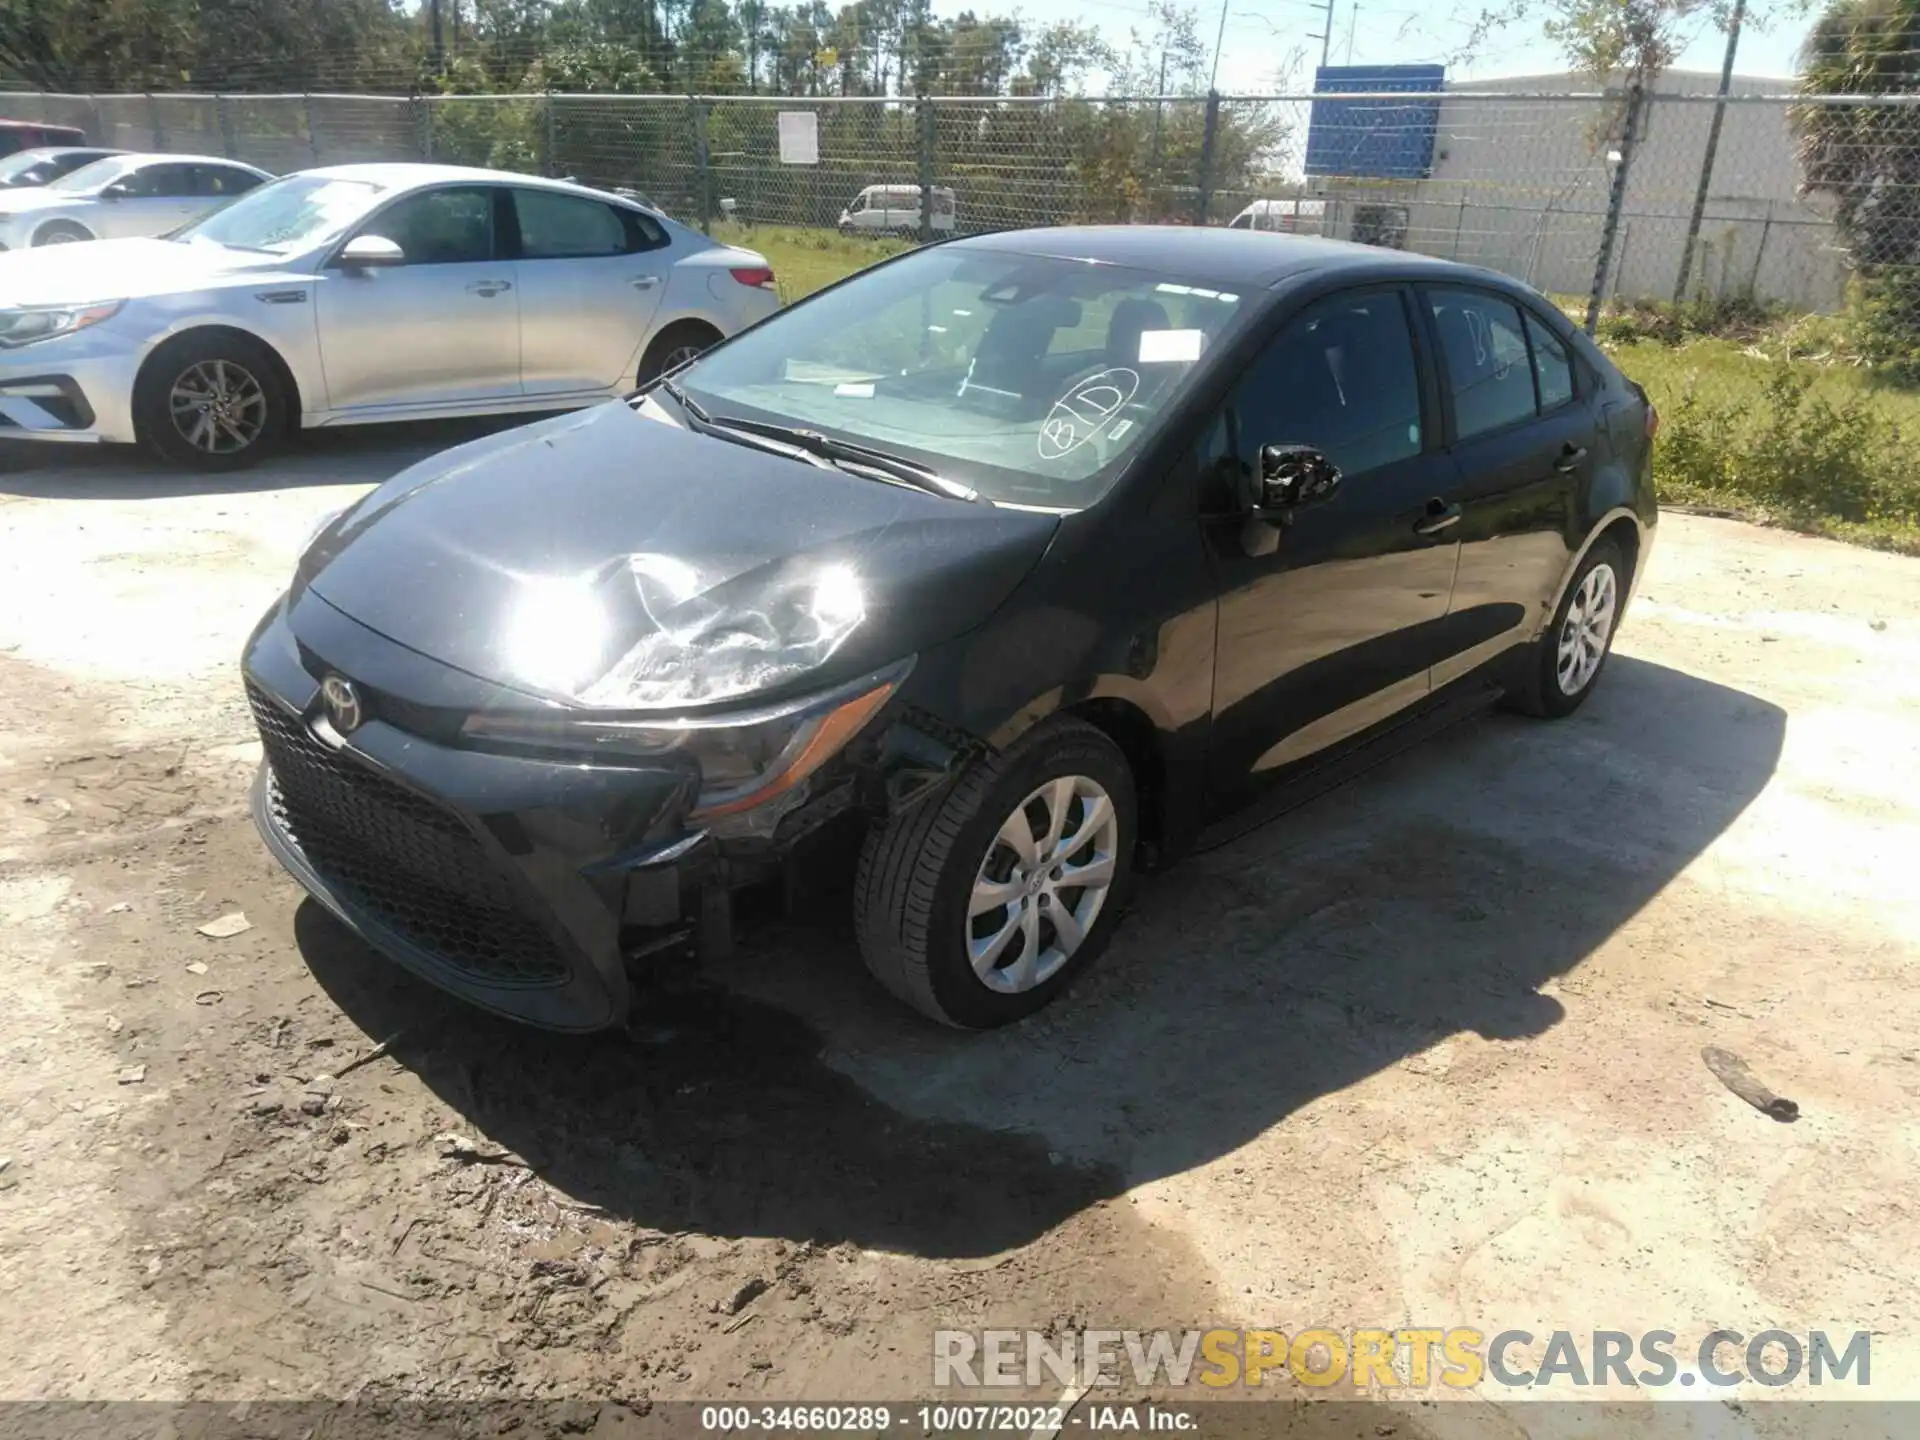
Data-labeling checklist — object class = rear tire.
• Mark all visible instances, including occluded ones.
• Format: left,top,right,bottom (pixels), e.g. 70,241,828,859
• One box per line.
853,716,1137,1029
134,332,291,472
32,221,92,246
635,320,722,386
1510,538,1625,719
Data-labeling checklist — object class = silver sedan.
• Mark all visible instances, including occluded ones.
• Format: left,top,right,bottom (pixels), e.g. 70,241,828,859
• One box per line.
0,163,782,468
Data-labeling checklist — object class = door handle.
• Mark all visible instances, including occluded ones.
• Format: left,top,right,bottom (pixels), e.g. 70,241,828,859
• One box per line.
1554,444,1588,473
1414,498,1462,537
466,280,512,296
630,274,662,290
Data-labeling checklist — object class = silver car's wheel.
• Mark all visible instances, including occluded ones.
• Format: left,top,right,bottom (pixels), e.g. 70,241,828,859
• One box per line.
967,774,1120,995
169,359,269,456
660,342,707,373
1555,559,1618,696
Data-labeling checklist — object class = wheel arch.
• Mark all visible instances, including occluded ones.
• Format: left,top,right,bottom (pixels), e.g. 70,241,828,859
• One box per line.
1058,697,1168,858
1540,505,1649,640
133,323,304,441
31,216,95,244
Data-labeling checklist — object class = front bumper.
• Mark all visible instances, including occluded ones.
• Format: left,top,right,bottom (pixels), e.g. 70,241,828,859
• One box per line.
243,589,735,1032
0,325,142,443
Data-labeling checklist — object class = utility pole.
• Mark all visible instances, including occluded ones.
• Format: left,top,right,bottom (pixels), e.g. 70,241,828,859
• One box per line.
1152,48,1167,175
1209,0,1229,92
1345,0,1358,64
429,0,445,71
1673,0,1746,301
1306,0,1336,73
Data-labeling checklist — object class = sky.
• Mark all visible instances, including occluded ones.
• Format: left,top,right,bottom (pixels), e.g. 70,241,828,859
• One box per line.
1018,0,1815,95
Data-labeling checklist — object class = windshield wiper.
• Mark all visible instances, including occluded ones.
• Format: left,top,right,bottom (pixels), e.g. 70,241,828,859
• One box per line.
704,414,981,503
648,380,979,502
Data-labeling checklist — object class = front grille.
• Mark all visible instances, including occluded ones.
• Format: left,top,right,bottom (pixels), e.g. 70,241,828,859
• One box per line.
248,682,570,987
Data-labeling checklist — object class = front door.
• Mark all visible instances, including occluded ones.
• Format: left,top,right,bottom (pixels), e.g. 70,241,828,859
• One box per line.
509,187,669,396
1201,285,1461,818
93,161,204,239
1420,286,1597,685
315,185,521,412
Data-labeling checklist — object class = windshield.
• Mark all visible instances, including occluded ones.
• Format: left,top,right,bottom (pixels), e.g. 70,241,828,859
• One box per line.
48,155,137,194
0,152,59,185
173,174,386,255
677,245,1251,509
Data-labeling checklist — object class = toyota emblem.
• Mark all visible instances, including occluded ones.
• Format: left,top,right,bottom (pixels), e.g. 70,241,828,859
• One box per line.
320,674,364,734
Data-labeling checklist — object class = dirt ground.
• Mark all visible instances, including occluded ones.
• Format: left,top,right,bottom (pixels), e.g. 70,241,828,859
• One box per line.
2,427,1918,1436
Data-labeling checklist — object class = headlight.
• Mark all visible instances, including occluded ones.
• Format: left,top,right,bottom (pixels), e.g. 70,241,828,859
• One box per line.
0,300,123,349
460,660,908,823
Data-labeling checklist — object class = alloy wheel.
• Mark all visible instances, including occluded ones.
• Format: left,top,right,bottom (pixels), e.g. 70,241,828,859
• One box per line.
966,774,1119,995
661,342,708,373
1556,561,1618,696
169,359,269,456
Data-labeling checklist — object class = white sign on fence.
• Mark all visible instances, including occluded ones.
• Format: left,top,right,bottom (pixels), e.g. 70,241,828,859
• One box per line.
777,110,819,166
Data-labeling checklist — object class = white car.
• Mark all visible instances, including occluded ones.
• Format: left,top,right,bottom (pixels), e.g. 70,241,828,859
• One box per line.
0,153,272,249
0,163,782,468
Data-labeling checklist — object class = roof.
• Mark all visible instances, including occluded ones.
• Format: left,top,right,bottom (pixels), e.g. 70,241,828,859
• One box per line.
948,225,1461,289
299,162,621,199
121,152,260,168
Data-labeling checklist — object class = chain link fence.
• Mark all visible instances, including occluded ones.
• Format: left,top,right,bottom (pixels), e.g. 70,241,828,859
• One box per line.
9,85,1920,318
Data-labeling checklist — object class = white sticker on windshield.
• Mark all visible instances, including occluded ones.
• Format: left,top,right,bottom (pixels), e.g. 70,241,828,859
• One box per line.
834,381,876,398
1138,329,1204,364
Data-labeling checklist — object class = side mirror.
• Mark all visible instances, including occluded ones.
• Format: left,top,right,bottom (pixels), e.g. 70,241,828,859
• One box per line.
1257,443,1342,513
338,234,405,270
99,182,129,200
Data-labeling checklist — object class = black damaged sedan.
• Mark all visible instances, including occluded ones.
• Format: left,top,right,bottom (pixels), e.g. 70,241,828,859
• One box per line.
244,226,1657,1032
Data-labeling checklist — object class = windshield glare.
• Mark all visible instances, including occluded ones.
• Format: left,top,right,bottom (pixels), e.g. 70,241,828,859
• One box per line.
174,175,386,255
0,152,57,184
48,156,135,193
678,246,1250,509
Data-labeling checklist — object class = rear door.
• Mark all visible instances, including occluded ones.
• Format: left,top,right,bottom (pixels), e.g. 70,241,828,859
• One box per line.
1420,286,1598,686
1201,284,1461,816
315,184,522,411
509,187,671,395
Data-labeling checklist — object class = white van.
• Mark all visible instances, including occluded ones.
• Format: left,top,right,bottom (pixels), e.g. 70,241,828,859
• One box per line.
839,183,957,237
1226,198,1327,235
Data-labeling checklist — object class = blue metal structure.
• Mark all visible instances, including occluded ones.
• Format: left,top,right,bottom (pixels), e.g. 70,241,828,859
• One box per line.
1305,64,1445,181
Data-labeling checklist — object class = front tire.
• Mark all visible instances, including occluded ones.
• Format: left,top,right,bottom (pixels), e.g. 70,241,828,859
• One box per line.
1511,538,1625,718
854,717,1137,1029
134,333,290,472
32,221,93,246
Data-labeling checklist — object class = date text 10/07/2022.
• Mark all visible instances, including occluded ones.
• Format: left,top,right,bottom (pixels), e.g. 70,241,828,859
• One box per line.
698,1404,1196,1431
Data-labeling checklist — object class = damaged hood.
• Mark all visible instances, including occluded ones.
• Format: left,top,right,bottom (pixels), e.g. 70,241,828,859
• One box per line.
301,401,1059,709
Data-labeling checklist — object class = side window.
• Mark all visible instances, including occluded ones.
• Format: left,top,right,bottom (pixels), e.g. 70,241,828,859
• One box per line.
152,164,201,198
513,188,630,259
358,186,496,266
1526,311,1576,412
111,166,162,198
1428,288,1536,440
1225,289,1424,482
198,166,262,197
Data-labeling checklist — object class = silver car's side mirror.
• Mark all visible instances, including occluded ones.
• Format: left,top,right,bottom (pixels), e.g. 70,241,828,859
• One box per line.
338,235,405,270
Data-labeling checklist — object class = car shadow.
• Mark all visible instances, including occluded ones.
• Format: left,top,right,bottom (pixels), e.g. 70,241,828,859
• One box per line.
0,413,553,498
297,653,1784,1260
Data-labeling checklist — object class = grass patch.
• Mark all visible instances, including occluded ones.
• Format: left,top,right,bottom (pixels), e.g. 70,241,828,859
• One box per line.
1616,337,1920,554
709,221,906,304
